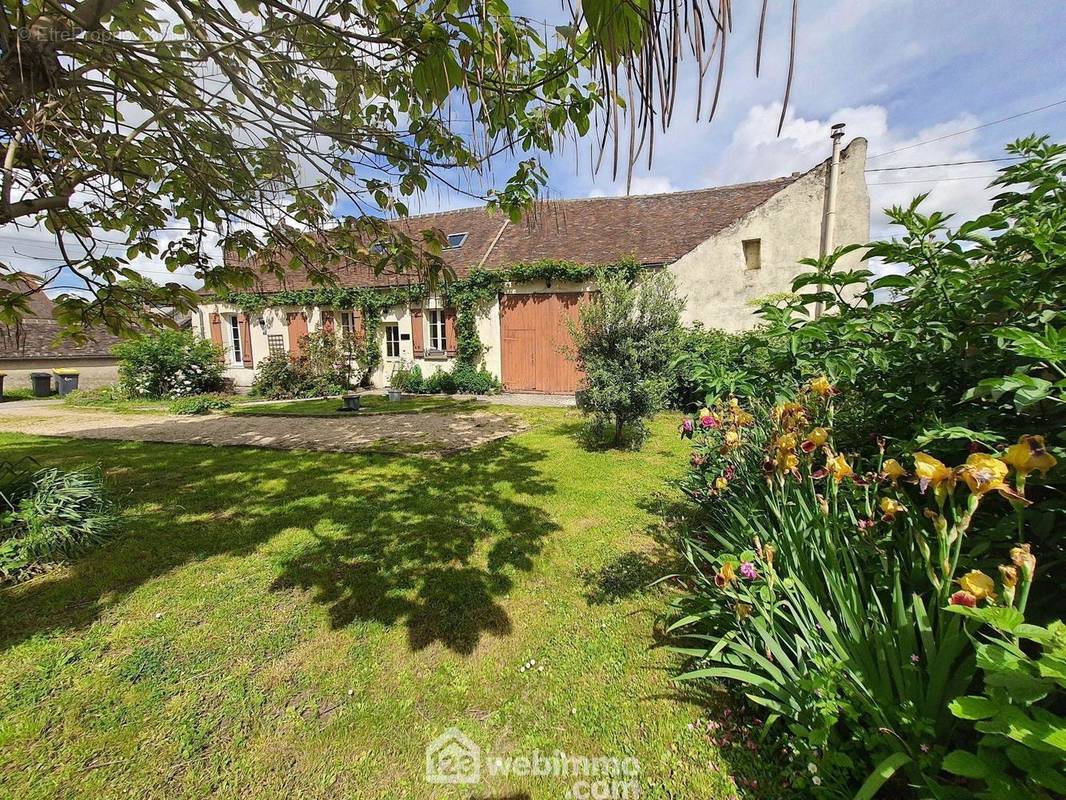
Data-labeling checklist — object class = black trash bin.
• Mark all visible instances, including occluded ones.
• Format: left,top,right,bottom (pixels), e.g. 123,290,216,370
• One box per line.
30,372,52,397
54,370,80,396
0,371,5,400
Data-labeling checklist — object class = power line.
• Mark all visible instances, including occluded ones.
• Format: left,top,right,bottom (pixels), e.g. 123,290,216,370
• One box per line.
867,98,1066,160
867,174,999,186
865,157,1020,173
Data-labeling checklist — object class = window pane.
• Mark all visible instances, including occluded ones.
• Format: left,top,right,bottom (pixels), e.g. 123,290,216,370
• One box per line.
229,316,242,362
385,324,400,358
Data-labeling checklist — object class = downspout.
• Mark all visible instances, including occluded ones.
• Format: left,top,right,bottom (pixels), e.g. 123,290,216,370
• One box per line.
815,122,846,319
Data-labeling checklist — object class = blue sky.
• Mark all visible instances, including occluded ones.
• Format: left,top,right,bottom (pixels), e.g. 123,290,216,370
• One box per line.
7,0,1066,292
405,0,1066,238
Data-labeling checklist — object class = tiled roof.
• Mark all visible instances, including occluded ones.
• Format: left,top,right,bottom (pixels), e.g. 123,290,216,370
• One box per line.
0,277,122,361
1,276,56,319
239,174,800,292
0,318,122,360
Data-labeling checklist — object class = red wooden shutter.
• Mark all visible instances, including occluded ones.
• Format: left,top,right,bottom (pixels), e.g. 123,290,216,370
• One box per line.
352,309,364,342
209,313,224,346
444,308,457,357
321,309,335,335
410,308,424,358
238,313,254,367
287,312,308,356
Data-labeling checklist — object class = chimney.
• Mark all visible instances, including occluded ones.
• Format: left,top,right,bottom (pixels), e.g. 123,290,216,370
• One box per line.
815,123,846,319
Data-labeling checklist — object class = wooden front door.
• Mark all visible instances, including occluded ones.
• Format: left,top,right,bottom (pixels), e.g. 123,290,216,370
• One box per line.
500,292,590,393
287,311,308,356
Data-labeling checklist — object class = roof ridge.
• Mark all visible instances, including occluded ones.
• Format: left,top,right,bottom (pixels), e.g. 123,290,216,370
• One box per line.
387,174,800,223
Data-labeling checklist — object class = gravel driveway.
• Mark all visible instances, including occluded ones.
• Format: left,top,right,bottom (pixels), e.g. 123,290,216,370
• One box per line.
0,401,526,454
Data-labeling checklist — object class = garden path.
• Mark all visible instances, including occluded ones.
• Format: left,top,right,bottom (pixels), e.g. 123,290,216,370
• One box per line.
0,401,525,454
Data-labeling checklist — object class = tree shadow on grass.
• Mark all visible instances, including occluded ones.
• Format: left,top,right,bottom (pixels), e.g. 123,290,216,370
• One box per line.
0,432,558,655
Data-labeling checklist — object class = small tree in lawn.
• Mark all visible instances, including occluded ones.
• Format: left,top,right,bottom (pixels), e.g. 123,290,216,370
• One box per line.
571,270,684,446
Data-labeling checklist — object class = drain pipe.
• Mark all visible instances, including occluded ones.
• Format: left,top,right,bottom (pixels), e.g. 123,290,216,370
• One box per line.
815,122,846,319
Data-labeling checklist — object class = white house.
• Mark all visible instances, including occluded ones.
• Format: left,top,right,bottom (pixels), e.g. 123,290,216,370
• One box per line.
195,135,869,394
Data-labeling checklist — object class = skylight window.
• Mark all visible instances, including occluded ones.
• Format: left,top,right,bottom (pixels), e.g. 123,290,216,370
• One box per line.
444,232,468,249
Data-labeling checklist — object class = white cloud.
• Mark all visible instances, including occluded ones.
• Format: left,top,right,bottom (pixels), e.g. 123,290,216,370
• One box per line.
704,103,1002,239
586,175,677,198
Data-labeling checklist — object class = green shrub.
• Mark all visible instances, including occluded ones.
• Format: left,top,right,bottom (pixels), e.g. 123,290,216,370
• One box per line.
169,394,232,415
940,610,1066,798
668,324,790,410
391,363,424,393
570,269,684,445
0,467,116,584
422,368,457,395
114,329,225,398
389,363,499,395
755,136,1066,455
451,364,501,394
251,330,358,399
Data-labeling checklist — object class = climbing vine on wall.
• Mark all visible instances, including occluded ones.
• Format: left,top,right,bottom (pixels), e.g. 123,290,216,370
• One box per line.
217,258,642,370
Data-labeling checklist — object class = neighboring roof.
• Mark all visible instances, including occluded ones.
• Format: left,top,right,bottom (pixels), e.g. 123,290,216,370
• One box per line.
239,173,802,293
0,318,122,361
1,276,56,319
0,277,122,361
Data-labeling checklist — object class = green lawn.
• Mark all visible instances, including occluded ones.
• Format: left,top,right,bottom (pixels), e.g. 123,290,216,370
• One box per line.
0,410,743,799
229,394,483,417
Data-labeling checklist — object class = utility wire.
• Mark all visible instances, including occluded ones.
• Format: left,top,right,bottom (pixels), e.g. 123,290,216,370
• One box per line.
867,174,999,186
865,157,1021,173
867,99,1066,159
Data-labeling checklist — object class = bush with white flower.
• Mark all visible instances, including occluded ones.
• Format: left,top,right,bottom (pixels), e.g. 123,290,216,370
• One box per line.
114,329,225,399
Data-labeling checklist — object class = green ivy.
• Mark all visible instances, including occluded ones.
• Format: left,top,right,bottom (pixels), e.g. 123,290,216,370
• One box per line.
217,258,642,370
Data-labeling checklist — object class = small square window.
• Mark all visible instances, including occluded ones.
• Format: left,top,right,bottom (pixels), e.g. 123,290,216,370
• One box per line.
444,232,468,249
267,334,285,354
742,239,762,270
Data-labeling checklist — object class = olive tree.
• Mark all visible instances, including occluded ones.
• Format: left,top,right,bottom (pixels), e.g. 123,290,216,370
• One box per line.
571,269,684,446
1,0,798,334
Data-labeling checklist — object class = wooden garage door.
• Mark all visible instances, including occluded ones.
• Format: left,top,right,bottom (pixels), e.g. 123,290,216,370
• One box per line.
500,292,591,393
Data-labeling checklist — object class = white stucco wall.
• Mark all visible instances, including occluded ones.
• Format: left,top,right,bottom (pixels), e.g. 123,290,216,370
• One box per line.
667,137,869,331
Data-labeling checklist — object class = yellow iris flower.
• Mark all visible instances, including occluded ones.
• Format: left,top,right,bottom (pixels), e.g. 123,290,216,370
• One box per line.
808,427,829,447
715,562,737,588
914,453,955,497
957,453,1025,502
879,497,906,520
881,458,907,485
826,453,854,483
1002,435,1057,478
958,570,996,601
809,376,836,397
1010,543,1036,578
